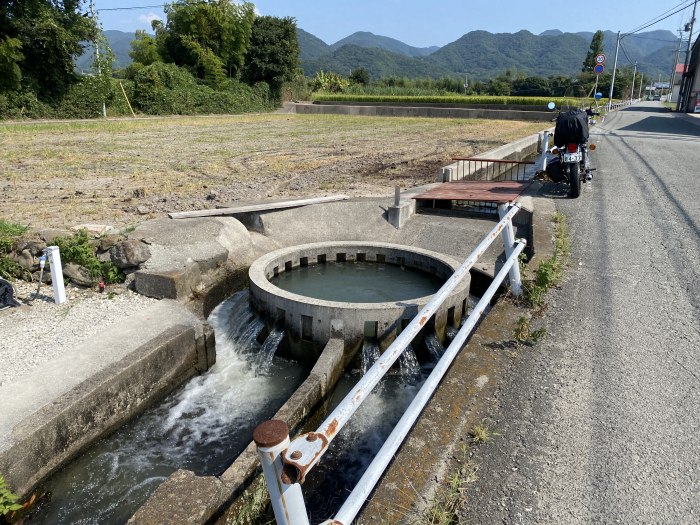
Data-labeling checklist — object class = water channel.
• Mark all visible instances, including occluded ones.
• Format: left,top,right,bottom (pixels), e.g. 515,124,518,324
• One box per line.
29,260,477,524
30,291,306,524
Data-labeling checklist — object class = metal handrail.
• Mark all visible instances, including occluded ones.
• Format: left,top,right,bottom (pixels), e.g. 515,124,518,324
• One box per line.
254,203,526,525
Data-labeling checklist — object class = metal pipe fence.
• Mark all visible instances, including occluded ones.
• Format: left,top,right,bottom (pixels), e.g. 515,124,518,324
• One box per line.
451,157,536,182
254,203,525,525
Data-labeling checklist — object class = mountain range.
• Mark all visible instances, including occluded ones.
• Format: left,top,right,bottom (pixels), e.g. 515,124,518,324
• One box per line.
78,28,681,83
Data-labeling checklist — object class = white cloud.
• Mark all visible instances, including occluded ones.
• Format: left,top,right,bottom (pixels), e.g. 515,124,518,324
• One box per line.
138,13,162,27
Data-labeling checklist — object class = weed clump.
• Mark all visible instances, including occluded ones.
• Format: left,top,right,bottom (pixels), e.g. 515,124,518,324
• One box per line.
54,230,124,284
0,219,29,280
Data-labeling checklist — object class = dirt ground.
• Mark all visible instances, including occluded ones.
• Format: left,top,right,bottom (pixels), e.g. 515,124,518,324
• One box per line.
0,113,547,230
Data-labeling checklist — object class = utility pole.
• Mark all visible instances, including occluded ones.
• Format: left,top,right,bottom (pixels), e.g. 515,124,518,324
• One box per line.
608,31,621,110
669,30,683,103
638,72,644,99
89,0,107,118
631,62,637,101
677,0,697,112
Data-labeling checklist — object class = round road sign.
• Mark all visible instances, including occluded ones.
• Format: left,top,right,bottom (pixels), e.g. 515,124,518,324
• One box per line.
594,64,605,75
596,53,606,64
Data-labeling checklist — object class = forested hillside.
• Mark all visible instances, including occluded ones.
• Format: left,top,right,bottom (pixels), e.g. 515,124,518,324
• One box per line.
84,27,678,83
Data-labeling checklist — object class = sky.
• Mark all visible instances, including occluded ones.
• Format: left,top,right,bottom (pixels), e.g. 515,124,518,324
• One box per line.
94,0,696,47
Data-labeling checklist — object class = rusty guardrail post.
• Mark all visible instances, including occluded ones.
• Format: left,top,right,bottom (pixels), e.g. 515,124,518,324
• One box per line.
253,420,310,525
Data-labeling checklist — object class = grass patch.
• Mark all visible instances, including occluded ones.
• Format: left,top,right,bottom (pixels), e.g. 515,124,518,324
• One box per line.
417,443,478,525
521,212,570,308
0,219,29,280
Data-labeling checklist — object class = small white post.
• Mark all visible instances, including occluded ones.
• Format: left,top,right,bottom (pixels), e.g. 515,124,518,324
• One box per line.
254,420,310,525
539,131,550,171
45,246,66,304
497,204,522,296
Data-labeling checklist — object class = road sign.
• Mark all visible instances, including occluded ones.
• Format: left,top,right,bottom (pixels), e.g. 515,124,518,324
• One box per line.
594,64,605,75
596,53,606,64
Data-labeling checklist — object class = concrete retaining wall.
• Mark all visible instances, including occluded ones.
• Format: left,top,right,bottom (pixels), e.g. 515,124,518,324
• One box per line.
293,102,553,122
0,300,214,497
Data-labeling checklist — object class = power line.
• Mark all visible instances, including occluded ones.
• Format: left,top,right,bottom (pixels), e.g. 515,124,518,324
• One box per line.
97,4,167,11
623,0,695,36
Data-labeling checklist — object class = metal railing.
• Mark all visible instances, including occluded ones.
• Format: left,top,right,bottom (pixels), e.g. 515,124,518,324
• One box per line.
254,203,526,525
450,156,536,182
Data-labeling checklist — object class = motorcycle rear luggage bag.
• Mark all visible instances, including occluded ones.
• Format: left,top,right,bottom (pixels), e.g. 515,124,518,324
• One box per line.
554,110,589,145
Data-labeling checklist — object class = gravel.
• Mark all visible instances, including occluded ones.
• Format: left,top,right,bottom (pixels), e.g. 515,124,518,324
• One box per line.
0,280,158,388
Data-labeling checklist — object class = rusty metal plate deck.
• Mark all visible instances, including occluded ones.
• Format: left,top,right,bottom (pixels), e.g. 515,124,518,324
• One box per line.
412,181,532,204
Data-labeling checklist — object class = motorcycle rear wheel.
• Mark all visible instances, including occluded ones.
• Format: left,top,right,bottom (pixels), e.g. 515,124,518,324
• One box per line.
569,162,581,198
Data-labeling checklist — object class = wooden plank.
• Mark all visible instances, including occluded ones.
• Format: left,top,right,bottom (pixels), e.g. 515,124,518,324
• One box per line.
168,195,350,219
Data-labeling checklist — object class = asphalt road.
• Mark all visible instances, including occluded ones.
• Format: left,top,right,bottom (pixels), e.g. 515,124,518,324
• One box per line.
460,103,700,524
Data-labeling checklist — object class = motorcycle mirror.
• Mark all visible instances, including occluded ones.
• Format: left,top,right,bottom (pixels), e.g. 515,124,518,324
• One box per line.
547,102,556,110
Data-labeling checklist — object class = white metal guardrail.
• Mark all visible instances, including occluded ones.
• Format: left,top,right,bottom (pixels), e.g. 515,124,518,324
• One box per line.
253,203,526,525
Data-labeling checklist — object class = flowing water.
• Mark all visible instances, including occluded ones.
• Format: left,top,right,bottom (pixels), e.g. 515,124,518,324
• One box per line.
30,291,306,525
425,332,445,360
361,340,381,374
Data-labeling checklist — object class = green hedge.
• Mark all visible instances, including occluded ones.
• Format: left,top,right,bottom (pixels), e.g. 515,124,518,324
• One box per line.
311,93,588,107
0,63,276,120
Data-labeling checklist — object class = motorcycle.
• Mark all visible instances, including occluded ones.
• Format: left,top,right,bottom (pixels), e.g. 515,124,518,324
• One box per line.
544,103,599,199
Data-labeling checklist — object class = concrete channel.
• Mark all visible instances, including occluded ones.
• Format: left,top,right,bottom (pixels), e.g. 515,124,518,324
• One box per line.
0,129,554,523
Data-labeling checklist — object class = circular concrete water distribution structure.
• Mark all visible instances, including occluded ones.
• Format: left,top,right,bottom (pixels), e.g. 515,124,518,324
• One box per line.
249,242,471,360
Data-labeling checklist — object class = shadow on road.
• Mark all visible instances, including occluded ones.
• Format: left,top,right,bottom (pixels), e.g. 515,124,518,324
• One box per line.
618,105,670,114
618,115,700,138
537,182,573,199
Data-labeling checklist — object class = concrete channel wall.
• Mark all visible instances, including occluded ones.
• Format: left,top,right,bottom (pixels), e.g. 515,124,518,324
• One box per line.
0,300,214,497
293,102,553,122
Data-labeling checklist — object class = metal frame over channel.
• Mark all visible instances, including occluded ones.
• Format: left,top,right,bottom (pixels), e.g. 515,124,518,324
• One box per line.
253,203,526,525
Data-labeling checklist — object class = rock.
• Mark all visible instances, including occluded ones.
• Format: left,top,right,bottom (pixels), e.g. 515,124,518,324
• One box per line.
71,223,115,236
137,206,150,215
12,250,36,272
110,240,151,269
96,251,112,263
16,238,47,256
63,263,94,287
98,235,122,251
31,269,52,284
37,228,72,244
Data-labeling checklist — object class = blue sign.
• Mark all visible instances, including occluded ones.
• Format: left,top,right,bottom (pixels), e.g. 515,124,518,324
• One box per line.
594,64,605,75
594,92,603,99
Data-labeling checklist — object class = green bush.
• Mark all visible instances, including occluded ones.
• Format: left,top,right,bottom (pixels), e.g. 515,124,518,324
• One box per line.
54,230,124,284
0,91,54,119
0,219,29,280
125,62,274,115
0,474,22,518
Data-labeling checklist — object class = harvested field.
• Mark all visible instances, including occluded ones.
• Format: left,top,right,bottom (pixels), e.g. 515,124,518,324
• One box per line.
0,113,547,230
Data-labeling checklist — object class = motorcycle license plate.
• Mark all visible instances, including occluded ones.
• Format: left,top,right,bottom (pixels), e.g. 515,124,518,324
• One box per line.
563,152,582,163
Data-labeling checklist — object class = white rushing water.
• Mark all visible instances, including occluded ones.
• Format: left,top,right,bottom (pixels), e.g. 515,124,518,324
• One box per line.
32,291,306,525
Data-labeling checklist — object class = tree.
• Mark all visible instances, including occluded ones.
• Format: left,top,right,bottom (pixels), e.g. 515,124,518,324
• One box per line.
154,0,255,83
0,0,96,100
242,16,300,96
0,37,24,91
349,67,371,86
129,30,161,66
582,30,605,73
